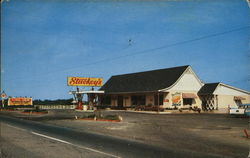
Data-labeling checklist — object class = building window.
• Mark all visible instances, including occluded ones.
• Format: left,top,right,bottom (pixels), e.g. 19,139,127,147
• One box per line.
100,96,111,105
102,96,111,105
117,96,124,107
183,98,192,105
131,95,145,106
131,96,137,105
154,94,163,105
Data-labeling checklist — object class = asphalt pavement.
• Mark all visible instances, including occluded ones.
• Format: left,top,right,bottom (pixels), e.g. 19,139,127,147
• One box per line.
0,115,225,158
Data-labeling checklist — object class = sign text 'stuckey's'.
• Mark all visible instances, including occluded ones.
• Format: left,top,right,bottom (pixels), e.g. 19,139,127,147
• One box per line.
68,77,103,87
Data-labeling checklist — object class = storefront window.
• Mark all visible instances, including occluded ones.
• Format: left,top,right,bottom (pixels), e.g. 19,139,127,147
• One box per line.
131,95,145,106
183,98,192,105
154,94,163,105
102,96,111,105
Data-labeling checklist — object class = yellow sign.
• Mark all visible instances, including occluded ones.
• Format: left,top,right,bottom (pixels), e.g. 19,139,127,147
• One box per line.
172,92,181,106
8,98,33,106
67,77,103,87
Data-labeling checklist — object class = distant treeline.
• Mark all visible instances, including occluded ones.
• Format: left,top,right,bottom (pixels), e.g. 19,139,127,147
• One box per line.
33,99,74,105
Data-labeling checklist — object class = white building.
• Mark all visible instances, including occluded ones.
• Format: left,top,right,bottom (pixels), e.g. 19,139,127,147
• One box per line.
199,82,250,113
100,65,250,112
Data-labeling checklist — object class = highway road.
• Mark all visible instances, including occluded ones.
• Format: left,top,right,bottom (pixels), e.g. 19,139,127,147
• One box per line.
0,115,224,158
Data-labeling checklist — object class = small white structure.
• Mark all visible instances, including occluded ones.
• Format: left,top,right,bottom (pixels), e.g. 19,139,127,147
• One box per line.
69,89,104,111
199,83,250,113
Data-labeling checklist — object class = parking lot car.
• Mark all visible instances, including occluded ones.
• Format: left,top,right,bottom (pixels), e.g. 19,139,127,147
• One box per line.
242,104,250,116
229,104,250,116
229,108,245,115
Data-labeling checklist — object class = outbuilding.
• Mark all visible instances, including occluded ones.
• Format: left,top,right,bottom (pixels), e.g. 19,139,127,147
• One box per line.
198,82,250,113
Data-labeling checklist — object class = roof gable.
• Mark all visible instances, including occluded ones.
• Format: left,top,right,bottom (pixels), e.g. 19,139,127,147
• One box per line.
198,83,220,95
198,82,250,95
214,83,250,95
100,65,189,94
160,66,203,91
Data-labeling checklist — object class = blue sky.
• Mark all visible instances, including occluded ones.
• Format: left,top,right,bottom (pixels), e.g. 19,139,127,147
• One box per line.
1,0,250,100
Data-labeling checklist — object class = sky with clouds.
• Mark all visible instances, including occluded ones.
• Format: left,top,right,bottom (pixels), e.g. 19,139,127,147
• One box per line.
1,0,250,99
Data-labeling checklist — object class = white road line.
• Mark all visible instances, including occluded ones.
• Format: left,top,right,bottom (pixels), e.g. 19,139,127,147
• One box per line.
4,123,121,158
31,132,72,145
31,132,121,158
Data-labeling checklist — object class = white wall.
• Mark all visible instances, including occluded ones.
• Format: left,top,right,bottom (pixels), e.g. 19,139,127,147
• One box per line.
168,69,202,91
217,95,237,109
213,84,250,110
214,84,249,96
163,93,171,108
160,68,203,109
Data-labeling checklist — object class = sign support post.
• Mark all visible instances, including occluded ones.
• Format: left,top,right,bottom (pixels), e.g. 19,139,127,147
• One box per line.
1,91,6,108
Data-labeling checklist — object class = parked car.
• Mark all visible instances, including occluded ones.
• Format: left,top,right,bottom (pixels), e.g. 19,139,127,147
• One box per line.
229,104,250,116
229,108,245,115
241,104,250,116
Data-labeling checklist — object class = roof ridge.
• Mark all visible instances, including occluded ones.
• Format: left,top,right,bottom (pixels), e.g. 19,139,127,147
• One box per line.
112,65,189,77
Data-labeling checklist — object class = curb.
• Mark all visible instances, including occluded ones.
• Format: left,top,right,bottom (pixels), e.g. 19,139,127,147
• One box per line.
77,118,121,122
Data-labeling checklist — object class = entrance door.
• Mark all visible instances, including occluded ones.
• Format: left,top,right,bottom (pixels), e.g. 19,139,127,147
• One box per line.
117,96,124,107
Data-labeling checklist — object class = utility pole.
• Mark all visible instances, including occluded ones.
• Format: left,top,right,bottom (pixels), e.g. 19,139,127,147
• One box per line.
0,0,3,97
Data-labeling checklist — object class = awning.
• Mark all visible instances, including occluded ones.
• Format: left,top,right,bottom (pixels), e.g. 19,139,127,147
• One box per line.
182,93,197,99
234,96,246,100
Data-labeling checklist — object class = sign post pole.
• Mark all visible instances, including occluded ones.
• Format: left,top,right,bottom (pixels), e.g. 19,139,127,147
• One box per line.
1,99,4,108
1,91,6,108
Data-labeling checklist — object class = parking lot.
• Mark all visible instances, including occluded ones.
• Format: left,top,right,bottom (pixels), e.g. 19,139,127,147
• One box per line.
34,110,249,158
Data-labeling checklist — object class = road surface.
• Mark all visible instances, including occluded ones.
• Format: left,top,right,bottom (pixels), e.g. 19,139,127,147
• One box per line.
0,115,225,158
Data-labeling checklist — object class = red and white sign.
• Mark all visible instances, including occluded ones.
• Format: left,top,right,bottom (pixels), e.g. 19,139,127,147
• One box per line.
8,98,33,106
1,92,6,99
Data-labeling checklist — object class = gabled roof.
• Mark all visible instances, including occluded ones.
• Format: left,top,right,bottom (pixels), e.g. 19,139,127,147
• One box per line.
216,82,250,95
100,65,189,94
198,83,220,95
198,82,250,95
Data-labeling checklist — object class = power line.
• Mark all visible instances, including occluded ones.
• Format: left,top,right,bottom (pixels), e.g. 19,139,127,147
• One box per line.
53,25,250,71
4,25,250,82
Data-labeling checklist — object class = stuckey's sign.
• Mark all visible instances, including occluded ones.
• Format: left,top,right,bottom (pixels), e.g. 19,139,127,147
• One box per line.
8,98,33,106
67,77,103,87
